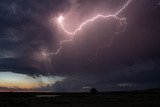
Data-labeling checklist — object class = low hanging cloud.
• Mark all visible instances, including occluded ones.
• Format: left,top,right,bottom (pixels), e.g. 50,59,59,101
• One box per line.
0,71,65,90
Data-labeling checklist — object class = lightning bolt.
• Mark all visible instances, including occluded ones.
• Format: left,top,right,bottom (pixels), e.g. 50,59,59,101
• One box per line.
42,0,132,61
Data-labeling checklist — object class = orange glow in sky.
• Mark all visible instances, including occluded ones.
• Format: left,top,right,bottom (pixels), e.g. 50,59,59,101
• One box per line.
0,71,65,89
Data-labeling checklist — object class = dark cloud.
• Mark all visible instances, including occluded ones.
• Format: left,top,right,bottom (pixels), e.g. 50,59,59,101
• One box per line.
52,0,160,91
0,0,71,75
0,0,160,91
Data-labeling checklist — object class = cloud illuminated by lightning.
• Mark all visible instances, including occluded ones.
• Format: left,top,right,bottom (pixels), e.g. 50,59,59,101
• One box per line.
42,0,132,60
57,15,64,24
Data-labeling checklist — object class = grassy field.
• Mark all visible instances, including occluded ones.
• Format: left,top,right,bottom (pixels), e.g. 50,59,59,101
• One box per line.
0,90,160,107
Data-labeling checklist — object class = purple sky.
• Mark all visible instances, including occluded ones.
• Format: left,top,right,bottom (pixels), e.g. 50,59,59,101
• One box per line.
0,0,160,92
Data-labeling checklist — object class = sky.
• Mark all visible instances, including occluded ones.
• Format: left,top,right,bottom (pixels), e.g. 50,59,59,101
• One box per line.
0,0,160,92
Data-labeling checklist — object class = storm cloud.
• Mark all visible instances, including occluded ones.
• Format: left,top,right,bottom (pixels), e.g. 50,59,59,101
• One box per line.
0,0,160,91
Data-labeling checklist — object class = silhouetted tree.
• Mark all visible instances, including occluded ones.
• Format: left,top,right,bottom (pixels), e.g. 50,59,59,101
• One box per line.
89,88,98,94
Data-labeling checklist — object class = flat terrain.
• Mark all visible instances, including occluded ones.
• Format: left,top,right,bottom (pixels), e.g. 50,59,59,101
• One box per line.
0,90,160,107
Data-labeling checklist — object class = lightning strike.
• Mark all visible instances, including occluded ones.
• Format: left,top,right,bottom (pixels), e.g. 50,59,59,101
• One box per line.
43,0,132,60
57,15,64,23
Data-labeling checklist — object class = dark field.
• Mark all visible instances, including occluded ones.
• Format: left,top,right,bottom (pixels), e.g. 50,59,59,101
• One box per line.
0,90,160,107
